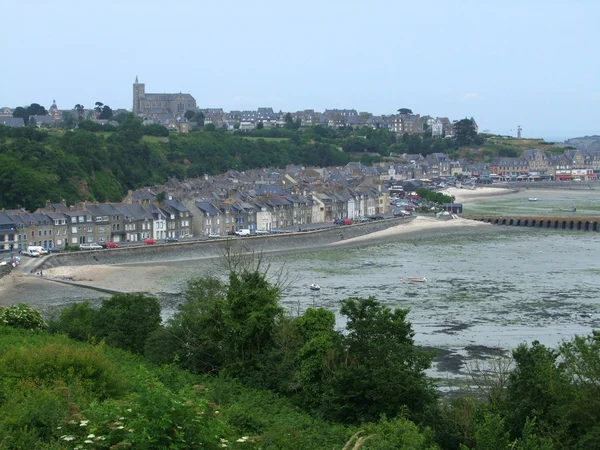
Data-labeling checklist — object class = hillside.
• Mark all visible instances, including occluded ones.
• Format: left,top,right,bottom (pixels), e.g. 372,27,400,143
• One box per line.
565,135,600,151
453,137,569,162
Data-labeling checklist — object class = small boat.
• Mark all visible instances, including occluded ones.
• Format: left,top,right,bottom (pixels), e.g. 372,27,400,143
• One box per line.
363,260,374,265
309,283,321,291
528,197,538,202
407,277,427,283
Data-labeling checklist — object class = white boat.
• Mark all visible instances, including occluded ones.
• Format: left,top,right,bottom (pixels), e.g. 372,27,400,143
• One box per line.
407,277,427,283
309,283,321,291
528,197,538,202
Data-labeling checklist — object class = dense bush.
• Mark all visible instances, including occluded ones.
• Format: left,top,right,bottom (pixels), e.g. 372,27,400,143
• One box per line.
0,303,46,330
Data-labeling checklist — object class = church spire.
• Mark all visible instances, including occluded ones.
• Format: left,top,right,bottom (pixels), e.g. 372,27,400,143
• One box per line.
135,75,138,83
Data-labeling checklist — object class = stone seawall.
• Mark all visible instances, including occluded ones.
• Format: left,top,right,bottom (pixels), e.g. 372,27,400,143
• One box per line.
38,217,411,270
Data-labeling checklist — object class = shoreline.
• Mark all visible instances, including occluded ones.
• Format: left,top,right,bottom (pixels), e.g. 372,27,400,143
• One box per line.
0,186,520,301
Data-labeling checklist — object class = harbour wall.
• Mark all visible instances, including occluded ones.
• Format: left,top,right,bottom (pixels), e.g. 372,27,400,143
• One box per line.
37,217,412,270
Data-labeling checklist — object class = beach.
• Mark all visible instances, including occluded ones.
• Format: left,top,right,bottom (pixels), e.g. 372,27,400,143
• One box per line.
442,185,518,203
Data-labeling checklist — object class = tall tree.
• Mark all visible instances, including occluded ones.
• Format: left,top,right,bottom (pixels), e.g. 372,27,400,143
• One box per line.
454,118,481,146
94,101,104,118
26,103,48,116
12,106,29,125
398,108,413,115
74,104,85,121
184,110,195,121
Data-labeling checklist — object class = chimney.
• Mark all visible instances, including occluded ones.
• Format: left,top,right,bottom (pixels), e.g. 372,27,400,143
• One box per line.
61,198,67,206
45,200,51,209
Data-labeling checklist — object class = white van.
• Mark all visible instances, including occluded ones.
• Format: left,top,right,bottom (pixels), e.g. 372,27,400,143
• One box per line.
27,246,48,256
235,229,251,236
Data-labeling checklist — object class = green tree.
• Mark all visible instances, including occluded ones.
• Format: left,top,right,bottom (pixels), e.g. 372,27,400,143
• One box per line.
195,111,205,126
454,118,483,147
93,293,162,354
99,105,113,120
27,103,48,116
61,111,76,128
398,108,413,115
184,110,196,121
256,121,264,130
12,106,29,125
300,297,436,424
74,104,85,121
48,301,97,341
284,112,295,129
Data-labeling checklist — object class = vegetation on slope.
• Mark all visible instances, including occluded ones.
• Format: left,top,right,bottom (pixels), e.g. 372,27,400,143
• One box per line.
1,115,542,212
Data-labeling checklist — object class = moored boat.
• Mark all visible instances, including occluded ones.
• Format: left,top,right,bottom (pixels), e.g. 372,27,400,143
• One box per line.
407,277,427,283
528,197,538,202
309,283,321,291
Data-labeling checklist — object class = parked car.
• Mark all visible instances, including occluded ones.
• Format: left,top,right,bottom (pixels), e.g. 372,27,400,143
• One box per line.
235,229,251,236
47,247,62,253
333,218,345,225
343,218,353,225
165,237,178,243
106,242,119,248
144,238,156,245
80,243,103,250
22,249,40,257
207,233,221,239
369,215,385,221
254,229,269,235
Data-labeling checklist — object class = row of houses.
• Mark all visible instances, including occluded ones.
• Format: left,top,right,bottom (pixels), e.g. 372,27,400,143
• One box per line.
200,108,465,136
0,198,191,252
483,149,600,179
0,186,389,252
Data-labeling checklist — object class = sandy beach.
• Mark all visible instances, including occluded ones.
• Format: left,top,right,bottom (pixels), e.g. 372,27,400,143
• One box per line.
329,215,491,245
442,186,518,203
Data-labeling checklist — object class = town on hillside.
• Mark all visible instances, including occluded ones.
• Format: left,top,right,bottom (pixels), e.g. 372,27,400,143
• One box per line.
1,78,470,136
2,79,600,253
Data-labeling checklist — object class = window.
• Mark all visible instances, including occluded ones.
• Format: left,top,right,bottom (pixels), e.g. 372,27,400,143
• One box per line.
38,230,42,237
87,225,93,232
72,226,77,234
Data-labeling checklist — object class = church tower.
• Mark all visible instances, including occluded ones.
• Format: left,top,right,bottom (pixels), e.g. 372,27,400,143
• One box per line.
133,76,145,114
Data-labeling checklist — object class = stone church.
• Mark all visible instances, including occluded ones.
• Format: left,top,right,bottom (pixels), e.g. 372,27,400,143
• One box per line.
133,77,196,116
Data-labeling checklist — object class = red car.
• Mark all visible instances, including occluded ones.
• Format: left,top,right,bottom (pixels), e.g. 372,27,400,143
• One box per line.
144,238,156,245
106,242,118,248
343,219,353,225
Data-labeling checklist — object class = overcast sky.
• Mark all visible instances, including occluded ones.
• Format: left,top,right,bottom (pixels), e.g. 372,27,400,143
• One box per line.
3,0,598,140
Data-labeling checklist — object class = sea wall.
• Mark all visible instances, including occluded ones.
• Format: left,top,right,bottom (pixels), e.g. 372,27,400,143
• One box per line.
37,217,411,270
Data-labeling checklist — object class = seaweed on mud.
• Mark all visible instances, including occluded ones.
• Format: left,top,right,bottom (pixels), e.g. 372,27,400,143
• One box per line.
464,345,507,359
433,323,471,334
423,347,465,375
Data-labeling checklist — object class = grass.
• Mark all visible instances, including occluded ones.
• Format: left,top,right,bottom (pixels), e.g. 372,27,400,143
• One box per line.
241,136,291,142
142,135,169,143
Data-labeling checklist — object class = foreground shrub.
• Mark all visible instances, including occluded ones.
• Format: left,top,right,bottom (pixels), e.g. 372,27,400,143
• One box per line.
0,303,46,330
0,342,124,400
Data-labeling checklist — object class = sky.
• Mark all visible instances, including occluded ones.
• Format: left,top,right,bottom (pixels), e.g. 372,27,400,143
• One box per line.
3,0,599,140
